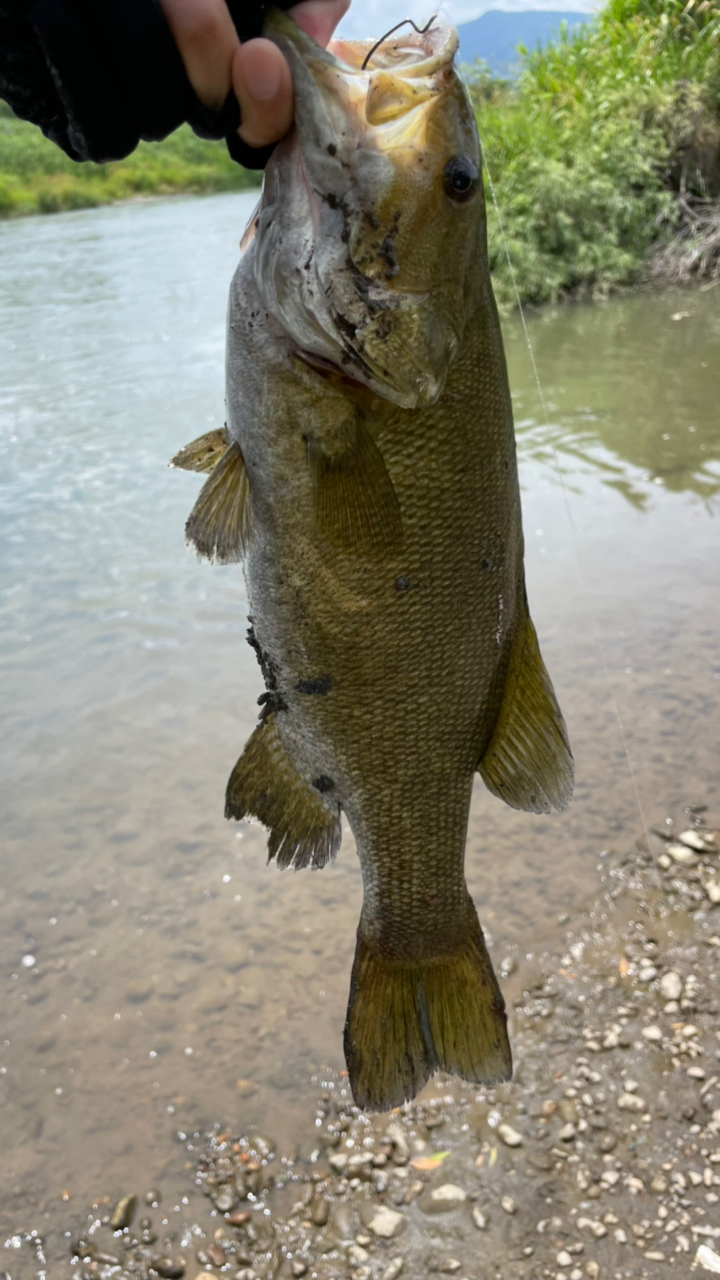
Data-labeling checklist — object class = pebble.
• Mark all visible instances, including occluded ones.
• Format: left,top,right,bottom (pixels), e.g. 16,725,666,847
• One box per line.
642,1024,663,1042
638,965,657,981
214,1188,236,1212
617,1091,645,1111
381,1260,403,1280
439,1261,461,1274
111,1194,137,1230
311,1197,330,1227
367,1206,405,1239
557,1251,573,1267
329,1152,348,1173
472,1207,487,1230
501,1196,517,1215
558,1123,576,1141
151,1259,185,1279
707,881,720,905
660,971,683,1000
696,1244,720,1273
498,1122,523,1147
430,1184,467,1204
667,843,698,864
679,829,717,852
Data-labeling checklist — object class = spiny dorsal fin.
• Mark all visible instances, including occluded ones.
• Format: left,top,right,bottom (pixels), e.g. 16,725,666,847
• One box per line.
225,712,341,871
170,427,229,474
185,440,252,563
479,608,573,814
307,417,402,558
344,893,511,1110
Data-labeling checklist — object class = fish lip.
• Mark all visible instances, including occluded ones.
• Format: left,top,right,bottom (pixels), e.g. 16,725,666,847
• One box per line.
266,9,459,79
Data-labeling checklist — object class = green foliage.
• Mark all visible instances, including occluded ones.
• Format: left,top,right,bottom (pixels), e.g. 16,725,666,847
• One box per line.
0,113,259,217
471,0,720,308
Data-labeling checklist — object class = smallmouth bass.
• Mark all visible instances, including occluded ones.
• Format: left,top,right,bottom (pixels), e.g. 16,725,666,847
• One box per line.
172,14,573,1110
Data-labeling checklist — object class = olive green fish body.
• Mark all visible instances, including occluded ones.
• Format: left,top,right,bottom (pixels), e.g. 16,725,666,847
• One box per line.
177,16,573,1109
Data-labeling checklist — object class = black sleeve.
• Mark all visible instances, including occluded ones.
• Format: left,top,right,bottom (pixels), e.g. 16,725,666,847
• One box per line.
0,0,296,169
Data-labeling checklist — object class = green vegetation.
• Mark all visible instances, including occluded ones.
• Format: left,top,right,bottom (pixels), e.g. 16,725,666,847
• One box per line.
472,0,720,307
0,102,259,217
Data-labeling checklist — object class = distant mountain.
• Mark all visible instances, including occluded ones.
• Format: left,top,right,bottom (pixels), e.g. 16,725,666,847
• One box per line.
457,9,592,76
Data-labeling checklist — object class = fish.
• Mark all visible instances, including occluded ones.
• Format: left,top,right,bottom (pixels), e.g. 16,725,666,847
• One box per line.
171,12,574,1110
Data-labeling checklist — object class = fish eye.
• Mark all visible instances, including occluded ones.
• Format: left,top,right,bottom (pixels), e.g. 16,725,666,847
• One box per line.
443,156,479,204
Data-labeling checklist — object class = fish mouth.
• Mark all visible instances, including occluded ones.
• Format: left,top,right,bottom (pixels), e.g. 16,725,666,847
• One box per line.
255,12,469,409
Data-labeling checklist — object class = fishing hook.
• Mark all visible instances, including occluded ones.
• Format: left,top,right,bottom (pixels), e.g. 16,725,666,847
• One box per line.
361,14,438,71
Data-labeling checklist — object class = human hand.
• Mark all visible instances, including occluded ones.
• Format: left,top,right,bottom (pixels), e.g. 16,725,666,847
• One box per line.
160,0,350,149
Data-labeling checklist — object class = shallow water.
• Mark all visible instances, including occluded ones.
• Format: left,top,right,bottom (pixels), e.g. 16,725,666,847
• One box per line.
0,193,718,1259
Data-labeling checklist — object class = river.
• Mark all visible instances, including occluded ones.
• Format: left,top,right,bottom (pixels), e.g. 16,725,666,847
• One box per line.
0,192,718,1270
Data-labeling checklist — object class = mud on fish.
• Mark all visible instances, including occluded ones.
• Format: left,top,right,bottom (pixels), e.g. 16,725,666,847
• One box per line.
171,12,574,1111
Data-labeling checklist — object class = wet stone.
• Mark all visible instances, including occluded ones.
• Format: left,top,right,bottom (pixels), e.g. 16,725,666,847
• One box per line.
151,1258,186,1278
111,1194,137,1230
381,1260,403,1280
498,1122,523,1147
367,1206,405,1239
311,1197,330,1227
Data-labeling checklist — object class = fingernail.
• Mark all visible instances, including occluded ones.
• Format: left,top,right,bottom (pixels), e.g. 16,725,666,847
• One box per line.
242,54,283,102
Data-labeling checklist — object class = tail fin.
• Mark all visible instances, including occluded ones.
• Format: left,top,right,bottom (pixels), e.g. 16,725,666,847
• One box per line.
344,896,512,1110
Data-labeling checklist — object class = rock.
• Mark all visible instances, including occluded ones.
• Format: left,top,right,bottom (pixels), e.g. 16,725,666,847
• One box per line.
679,829,717,852
642,1025,663,1042
668,843,698,864
367,1206,405,1239
501,1196,517,1215
638,965,657,981
348,1245,369,1265
381,1260,403,1280
497,1123,523,1147
696,1244,720,1273
557,1251,573,1267
292,1265,308,1279
660,971,683,1001
439,1261,461,1274
329,1152,348,1174
227,1211,251,1227
311,1197,330,1227
214,1188,237,1213
111,1194,137,1230
151,1260,186,1279
577,1218,607,1239
558,1123,576,1142
430,1184,467,1204
617,1092,645,1111
706,882,720,905
384,1123,409,1160
472,1208,487,1230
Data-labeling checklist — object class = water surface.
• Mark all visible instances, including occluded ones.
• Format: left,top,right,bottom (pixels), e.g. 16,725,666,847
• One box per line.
0,194,718,1262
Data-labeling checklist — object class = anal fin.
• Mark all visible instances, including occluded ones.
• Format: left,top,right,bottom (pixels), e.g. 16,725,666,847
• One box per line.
307,416,402,558
170,427,230,474
344,893,511,1111
185,440,252,563
225,712,341,871
479,606,574,814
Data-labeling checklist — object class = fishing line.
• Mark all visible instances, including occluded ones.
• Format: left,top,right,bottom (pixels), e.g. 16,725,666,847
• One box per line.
361,14,438,70
479,145,652,855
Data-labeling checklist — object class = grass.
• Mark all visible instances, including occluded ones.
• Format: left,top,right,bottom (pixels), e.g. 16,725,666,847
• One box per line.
0,102,259,217
471,0,720,307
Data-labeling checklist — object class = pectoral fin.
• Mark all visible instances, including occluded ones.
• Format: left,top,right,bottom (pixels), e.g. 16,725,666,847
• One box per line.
225,712,341,871
170,427,230,474
185,440,252,563
479,608,573,814
307,418,402,558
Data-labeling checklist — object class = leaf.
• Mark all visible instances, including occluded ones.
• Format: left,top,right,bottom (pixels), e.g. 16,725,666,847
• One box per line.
409,1151,451,1171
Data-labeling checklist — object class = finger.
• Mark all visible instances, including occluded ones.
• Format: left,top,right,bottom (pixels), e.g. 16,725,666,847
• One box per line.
160,0,240,111
232,38,294,149
290,0,351,48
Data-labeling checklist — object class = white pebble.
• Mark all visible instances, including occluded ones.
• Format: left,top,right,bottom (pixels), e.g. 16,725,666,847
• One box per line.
639,966,657,981
660,971,683,1000
696,1244,720,1273
679,829,716,852
430,1184,467,1204
642,1025,663,1042
558,1123,576,1142
472,1207,487,1230
617,1092,645,1111
498,1122,523,1147
21,954,36,968
501,1195,517,1215
706,881,720,905
557,1251,573,1267
368,1206,405,1239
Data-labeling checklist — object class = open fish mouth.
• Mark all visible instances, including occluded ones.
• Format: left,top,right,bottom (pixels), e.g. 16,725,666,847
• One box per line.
250,12,475,410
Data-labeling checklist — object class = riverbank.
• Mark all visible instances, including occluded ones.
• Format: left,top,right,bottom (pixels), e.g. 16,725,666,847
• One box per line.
474,0,720,309
14,801,718,1280
0,109,259,217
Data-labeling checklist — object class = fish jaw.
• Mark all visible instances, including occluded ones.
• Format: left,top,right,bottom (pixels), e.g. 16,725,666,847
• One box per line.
254,13,487,409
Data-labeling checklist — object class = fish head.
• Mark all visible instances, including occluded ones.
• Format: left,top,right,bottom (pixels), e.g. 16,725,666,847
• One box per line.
251,13,487,409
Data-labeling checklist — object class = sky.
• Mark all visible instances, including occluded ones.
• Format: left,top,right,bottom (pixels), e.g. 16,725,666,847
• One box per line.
336,0,599,40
